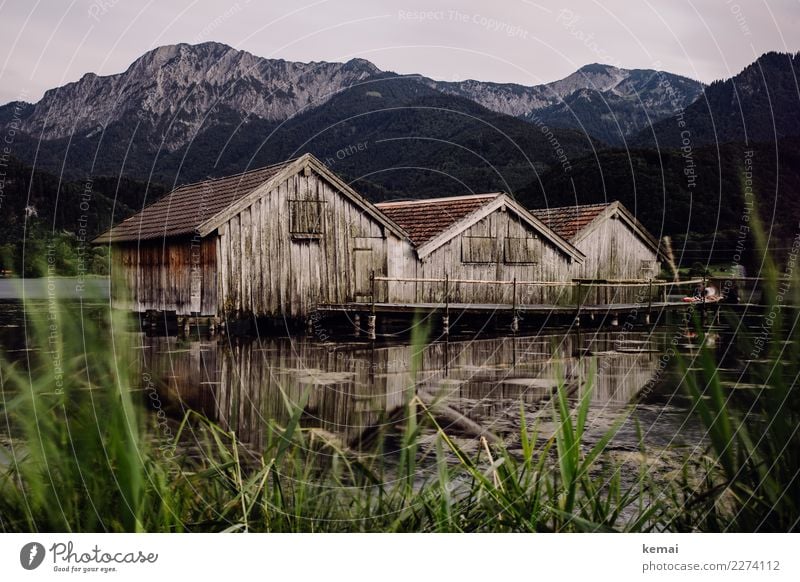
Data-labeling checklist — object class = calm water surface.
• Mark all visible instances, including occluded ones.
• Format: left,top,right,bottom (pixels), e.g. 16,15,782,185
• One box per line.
136,323,714,464
3,293,753,473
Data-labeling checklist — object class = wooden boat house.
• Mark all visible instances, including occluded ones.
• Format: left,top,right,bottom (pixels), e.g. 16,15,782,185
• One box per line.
531,201,663,302
376,194,584,305
95,155,670,329
93,153,411,319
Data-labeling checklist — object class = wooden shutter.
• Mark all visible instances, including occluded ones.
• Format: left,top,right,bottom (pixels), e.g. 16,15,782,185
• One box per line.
504,236,540,264
462,236,495,263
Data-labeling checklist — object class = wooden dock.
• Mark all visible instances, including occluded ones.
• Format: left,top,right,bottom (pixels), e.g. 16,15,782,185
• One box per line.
314,275,718,336
315,299,708,338
317,300,690,316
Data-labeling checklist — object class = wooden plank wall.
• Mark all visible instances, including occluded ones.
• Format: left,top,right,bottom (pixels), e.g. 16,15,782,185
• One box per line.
574,217,661,304
111,236,217,315
217,170,401,318
387,211,575,306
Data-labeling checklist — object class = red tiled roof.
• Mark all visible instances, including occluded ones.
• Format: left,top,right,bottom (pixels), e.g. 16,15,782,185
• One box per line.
376,194,500,246
530,203,611,241
93,159,298,243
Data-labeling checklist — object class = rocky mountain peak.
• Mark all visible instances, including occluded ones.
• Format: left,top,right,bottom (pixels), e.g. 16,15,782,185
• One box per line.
11,42,384,150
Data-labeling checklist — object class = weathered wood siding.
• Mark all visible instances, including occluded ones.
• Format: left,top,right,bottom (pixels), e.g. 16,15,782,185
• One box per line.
217,169,403,318
111,236,217,315
573,216,660,303
387,210,575,305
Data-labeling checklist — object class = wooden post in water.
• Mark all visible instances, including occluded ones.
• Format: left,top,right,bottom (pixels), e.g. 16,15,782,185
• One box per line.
511,277,519,333
443,273,450,335
368,270,376,339
701,274,707,324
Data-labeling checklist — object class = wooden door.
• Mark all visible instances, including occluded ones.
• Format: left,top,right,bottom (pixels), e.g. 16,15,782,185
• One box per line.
353,248,374,302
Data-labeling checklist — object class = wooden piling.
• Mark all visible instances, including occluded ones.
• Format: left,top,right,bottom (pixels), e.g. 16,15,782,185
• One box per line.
511,277,519,332
444,273,450,335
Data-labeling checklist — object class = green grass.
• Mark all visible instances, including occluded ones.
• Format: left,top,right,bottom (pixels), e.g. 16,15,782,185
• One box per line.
661,210,800,532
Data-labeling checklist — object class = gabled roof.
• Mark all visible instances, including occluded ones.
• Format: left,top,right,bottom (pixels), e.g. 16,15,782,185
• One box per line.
376,194,499,246
531,203,611,241
531,201,662,256
378,193,584,263
93,154,408,244
93,159,294,243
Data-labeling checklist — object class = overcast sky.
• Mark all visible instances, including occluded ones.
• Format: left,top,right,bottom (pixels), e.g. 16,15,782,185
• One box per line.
1,0,798,104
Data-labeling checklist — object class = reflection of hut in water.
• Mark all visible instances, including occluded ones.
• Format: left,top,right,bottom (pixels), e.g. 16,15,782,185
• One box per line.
141,333,663,450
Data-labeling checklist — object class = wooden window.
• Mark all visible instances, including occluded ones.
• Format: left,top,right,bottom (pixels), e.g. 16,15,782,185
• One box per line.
640,259,658,274
462,236,495,263
289,200,325,238
504,236,540,264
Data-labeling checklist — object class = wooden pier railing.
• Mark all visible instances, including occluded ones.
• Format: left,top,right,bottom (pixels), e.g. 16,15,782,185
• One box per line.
365,274,709,328
369,274,706,308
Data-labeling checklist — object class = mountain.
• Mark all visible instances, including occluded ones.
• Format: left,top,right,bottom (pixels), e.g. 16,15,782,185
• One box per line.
0,42,599,196
2,42,379,153
0,42,702,172
634,52,800,148
426,64,704,145
158,74,597,198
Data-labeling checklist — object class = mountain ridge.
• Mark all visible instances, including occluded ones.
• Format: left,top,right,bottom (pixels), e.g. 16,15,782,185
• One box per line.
633,51,800,147
0,41,705,152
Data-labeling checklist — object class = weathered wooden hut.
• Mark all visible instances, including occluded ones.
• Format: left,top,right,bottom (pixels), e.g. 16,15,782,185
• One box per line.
376,193,585,305
531,201,663,302
92,153,411,319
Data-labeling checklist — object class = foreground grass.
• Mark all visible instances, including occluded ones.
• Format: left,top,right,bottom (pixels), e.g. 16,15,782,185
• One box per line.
1,265,798,532
0,302,661,532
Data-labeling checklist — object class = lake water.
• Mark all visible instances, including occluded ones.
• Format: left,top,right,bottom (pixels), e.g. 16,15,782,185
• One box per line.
133,323,714,465
1,284,739,475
